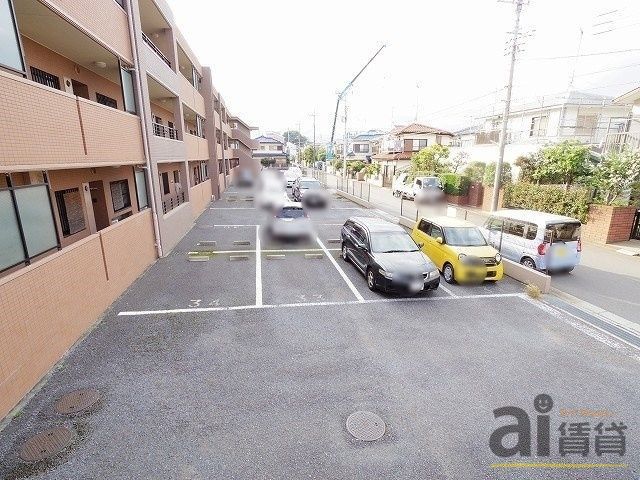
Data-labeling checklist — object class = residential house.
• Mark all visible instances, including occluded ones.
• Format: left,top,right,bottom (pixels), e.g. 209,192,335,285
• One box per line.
0,0,257,421
608,86,640,152
450,91,632,176
372,123,454,186
254,134,287,167
346,129,386,161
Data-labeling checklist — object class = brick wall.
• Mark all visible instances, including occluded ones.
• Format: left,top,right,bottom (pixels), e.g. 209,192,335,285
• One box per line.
582,205,636,244
0,210,156,420
467,182,484,207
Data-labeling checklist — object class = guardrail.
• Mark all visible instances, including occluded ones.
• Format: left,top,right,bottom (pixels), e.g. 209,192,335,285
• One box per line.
153,122,178,140
142,32,172,68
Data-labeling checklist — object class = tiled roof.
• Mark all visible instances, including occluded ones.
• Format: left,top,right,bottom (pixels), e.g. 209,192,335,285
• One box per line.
396,123,454,136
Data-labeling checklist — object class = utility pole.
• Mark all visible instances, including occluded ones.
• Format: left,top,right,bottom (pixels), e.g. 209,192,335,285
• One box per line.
310,111,317,164
297,121,301,165
492,0,525,212
343,99,348,183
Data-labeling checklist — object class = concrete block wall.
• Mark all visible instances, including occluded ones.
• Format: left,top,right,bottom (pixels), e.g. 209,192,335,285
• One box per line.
0,210,156,420
189,179,213,219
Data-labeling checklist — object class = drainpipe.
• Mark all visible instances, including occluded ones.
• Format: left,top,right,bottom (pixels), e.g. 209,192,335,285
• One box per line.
126,0,163,258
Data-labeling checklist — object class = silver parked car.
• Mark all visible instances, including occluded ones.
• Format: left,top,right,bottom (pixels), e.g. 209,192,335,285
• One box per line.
479,209,582,272
267,202,313,240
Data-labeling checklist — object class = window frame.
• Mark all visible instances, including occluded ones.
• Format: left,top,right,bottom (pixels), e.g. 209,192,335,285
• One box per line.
54,187,86,237
109,179,132,213
0,0,26,75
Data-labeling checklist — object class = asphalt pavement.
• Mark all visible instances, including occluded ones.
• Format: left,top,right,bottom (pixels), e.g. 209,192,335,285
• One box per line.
0,187,638,479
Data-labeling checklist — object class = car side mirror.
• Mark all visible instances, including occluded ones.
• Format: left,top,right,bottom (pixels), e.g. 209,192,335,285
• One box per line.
417,242,424,248
436,237,444,244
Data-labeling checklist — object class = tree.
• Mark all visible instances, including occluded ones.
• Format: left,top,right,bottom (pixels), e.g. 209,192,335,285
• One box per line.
533,140,592,189
463,161,486,183
316,147,327,163
301,145,316,166
590,149,640,205
447,151,468,173
282,130,308,147
410,144,450,174
514,154,542,183
483,162,512,187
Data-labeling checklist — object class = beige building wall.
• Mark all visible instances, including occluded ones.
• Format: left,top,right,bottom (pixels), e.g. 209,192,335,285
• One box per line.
0,210,156,420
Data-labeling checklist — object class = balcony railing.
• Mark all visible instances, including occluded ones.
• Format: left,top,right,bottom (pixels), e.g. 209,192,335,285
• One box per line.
142,32,171,68
162,191,186,214
603,131,640,154
153,122,178,140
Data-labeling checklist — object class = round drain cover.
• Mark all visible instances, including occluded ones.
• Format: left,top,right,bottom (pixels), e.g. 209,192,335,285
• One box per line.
19,427,74,462
54,389,100,415
346,411,385,441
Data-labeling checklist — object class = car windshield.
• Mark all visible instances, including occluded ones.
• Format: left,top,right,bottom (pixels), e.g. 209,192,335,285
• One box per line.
276,207,305,219
444,227,487,246
370,231,420,253
300,180,321,189
421,178,441,187
545,222,581,242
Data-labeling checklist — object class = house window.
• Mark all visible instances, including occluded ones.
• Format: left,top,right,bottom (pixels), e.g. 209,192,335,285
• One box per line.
412,139,428,151
54,188,85,237
196,115,205,138
30,66,60,89
161,172,170,195
0,0,24,72
173,170,180,185
576,115,597,136
96,93,117,109
354,143,369,153
529,116,548,137
110,180,131,212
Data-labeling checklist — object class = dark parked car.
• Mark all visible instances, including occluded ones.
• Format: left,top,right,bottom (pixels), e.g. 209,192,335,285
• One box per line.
292,177,328,207
341,217,440,294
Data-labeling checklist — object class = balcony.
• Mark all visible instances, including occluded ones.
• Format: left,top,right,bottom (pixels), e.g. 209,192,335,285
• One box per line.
231,128,259,150
185,134,209,161
603,132,640,154
1,70,144,170
142,32,171,68
153,123,178,140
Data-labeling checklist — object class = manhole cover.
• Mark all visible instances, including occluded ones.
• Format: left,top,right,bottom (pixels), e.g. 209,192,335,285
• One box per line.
346,411,385,441
54,389,100,415
19,427,74,462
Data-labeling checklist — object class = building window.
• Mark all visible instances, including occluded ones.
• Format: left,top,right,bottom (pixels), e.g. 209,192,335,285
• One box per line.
1,173,59,272
96,92,118,109
161,172,170,195
196,115,205,138
218,160,223,173
110,180,131,212
120,63,137,114
354,143,369,153
114,0,125,7
576,115,597,136
529,116,548,137
54,188,85,237
412,139,428,151
30,66,60,89
134,169,149,210
0,0,23,72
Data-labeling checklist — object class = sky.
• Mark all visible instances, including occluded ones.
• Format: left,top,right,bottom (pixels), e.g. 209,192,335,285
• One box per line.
167,0,640,142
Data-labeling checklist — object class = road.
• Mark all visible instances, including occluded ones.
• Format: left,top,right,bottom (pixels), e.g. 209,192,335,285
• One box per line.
0,187,638,479
319,171,640,325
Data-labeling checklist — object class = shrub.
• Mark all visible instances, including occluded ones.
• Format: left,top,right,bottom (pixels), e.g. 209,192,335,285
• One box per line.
589,148,640,205
411,144,450,174
362,163,380,178
463,161,486,182
524,284,542,299
502,182,590,223
439,173,471,196
483,162,513,186
347,160,366,174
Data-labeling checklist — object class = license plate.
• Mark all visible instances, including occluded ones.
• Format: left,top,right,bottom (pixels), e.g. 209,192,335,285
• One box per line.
555,247,566,257
410,280,424,292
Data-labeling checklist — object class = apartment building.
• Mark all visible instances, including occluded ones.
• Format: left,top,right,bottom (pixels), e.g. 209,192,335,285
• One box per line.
371,123,454,186
0,0,257,421
450,91,632,171
610,86,640,153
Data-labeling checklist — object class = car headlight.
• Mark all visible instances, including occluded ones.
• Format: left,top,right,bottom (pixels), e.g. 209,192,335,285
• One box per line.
379,268,393,279
495,253,502,264
424,270,438,279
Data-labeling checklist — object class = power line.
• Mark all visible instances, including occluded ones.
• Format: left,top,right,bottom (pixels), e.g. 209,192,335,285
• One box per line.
526,47,640,60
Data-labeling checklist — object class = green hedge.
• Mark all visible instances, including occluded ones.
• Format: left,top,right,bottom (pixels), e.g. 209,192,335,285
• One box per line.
503,183,590,223
439,173,471,196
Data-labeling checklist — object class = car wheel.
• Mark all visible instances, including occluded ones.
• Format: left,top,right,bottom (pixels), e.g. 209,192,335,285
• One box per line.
520,257,536,270
443,263,456,284
341,244,349,263
366,268,377,291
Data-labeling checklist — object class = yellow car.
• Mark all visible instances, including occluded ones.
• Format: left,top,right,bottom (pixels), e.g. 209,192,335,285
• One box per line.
411,216,504,284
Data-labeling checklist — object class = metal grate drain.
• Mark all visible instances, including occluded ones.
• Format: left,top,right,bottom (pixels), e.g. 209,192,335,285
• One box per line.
19,427,74,462
54,389,100,415
346,411,385,441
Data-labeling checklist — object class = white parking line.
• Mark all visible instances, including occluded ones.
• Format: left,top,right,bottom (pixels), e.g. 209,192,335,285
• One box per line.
256,225,262,306
316,237,365,303
188,248,341,255
439,284,457,297
118,293,525,316
210,207,256,210
212,224,258,227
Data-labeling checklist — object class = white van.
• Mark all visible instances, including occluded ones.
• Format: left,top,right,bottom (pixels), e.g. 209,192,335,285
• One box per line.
479,209,582,272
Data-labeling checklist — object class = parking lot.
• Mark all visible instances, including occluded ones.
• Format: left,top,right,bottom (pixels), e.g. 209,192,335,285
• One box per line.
1,187,639,479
